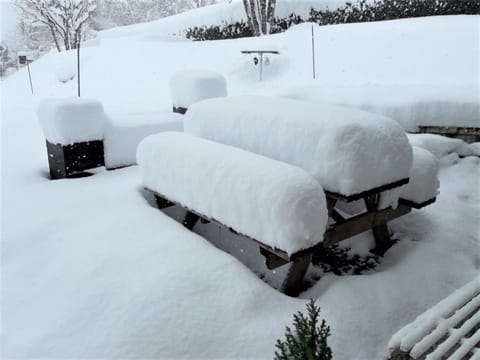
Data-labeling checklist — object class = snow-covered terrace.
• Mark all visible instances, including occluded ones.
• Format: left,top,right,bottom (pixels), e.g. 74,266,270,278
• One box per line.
1,3,479,359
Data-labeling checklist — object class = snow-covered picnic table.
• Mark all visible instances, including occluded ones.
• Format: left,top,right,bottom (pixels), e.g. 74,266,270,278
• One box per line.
138,96,440,295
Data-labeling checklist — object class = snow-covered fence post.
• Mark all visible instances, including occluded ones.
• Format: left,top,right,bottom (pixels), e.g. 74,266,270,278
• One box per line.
169,70,227,114
37,98,106,179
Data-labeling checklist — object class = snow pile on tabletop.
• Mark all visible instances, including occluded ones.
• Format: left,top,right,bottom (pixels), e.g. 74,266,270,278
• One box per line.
37,98,106,145
169,69,227,109
185,96,412,196
399,147,440,204
387,275,480,359
137,132,328,255
407,134,480,159
280,83,479,132
103,111,184,169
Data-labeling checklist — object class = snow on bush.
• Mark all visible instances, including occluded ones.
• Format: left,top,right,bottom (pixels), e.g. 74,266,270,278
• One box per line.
399,147,440,204
137,132,328,255
37,97,106,145
103,111,183,169
185,96,413,196
169,69,227,109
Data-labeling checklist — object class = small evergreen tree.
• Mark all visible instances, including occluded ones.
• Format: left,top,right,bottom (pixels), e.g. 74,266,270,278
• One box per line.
274,299,332,360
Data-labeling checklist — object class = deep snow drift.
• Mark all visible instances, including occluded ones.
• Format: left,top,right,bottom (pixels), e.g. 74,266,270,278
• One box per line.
2,8,479,360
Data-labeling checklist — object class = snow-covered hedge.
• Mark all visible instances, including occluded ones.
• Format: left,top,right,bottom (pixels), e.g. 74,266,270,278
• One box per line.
169,70,227,110
104,111,183,169
185,96,412,196
185,0,479,40
37,98,106,145
137,132,328,255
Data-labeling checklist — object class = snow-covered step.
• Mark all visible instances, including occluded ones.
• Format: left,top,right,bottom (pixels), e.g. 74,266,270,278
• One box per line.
104,111,183,169
388,275,480,360
137,131,328,257
169,69,227,114
184,95,413,197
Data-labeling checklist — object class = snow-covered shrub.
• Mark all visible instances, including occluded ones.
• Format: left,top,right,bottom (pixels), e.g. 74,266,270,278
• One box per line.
274,299,332,360
185,0,479,40
309,0,480,26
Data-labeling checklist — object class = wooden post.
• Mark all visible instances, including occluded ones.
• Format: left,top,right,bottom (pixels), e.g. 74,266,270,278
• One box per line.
364,194,394,256
26,61,34,94
282,254,311,296
311,25,316,80
77,30,81,97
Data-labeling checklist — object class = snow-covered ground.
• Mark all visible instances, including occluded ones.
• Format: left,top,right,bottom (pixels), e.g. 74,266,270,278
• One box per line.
1,6,479,359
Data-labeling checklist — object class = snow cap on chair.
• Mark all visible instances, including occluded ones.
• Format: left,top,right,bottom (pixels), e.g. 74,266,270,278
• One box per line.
184,96,413,196
137,132,328,256
37,97,106,145
169,69,227,109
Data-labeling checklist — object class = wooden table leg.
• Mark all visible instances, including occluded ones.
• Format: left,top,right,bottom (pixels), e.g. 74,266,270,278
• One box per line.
364,194,394,256
282,254,312,297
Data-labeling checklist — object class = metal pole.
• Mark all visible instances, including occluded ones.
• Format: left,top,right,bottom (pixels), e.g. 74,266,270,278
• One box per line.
26,61,34,94
259,52,263,81
77,32,81,97
311,25,316,80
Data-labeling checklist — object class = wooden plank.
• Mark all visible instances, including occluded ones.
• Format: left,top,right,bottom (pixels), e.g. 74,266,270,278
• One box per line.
325,178,409,202
281,254,311,297
399,197,436,209
322,204,412,247
241,50,280,54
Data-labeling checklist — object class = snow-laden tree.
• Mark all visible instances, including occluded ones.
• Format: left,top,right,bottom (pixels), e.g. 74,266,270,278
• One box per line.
15,0,96,52
242,0,276,36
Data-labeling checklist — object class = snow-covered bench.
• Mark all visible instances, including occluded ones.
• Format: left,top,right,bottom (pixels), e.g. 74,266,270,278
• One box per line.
169,70,227,114
418,126,480,144
137,132,329,296
38,98,187,177
184,96,438,255
388,275,480,359
103,111,183,169
38,98,106,179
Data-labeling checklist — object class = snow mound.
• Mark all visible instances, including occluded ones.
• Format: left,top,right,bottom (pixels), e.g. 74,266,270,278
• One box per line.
37,98,106,145
104,111,184,169
185,96,413,196
169,69,227,109
400,147,440,204
137,132,328,255
407,134,480,159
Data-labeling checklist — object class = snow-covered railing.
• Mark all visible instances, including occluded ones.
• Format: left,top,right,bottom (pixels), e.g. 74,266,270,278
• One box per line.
169,70,227,114
388,275,480,360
